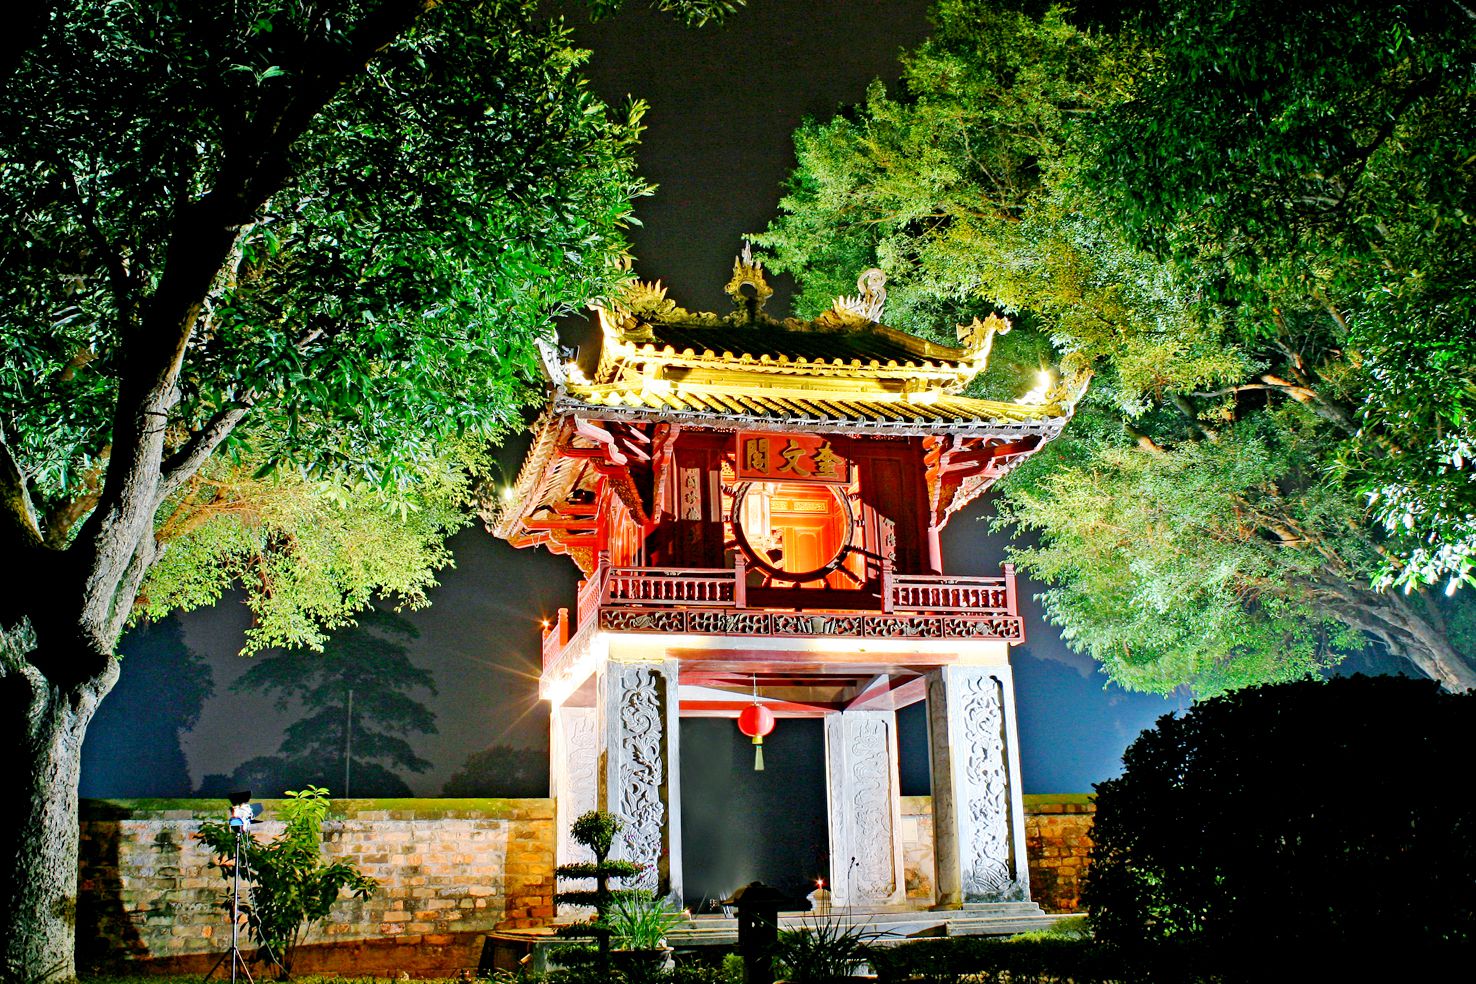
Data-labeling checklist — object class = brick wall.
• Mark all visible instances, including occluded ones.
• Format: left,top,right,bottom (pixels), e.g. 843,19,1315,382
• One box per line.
1022,796,1095,913
898,795,1095,913
78,793,1094,975
77,798,554,975
899,796,935,903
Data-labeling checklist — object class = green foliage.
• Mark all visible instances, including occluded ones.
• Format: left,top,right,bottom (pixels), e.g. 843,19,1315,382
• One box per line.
718,953,744,983
0,0,666,651
198,787,377,972
996,408,1368,695
1084,677,1476,960
1083,0,1476,594
582,0,743,27
138,444,488,654
570,809,624,859
772,920,870,984
757,0,1476,691
867,935,1154,984
604,890,687,949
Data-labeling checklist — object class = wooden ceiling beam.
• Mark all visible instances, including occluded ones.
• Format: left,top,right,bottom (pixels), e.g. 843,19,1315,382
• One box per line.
846,673,928,710
679,699,842,718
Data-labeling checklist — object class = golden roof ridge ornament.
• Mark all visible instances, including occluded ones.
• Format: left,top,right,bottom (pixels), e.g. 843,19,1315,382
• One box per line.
956,313,1011,369
829,268,888,324
725,242,773,323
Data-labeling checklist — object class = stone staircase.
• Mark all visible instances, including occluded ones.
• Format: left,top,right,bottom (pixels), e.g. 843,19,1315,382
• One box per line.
664,903,1063,947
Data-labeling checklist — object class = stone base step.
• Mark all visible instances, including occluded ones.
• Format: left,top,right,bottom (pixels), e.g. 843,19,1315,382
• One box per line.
663,903,1061,947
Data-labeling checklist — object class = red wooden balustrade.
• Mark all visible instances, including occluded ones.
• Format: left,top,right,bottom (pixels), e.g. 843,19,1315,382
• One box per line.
888,571,1013,615
542,555,1018,664
540,607,569,665
603,564,740,606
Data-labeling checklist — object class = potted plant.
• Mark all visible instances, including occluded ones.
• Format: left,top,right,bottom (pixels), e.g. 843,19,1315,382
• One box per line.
605,889,688,979
773,919,873,984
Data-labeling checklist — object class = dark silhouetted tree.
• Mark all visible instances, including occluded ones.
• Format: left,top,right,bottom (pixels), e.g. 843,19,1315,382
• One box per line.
80,617,213,797
224,609,436,797
1085,675,1476,969
442,743,547,797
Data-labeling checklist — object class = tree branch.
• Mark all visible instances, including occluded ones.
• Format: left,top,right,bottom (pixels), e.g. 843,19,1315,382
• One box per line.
74,0,435,625
158,404,252,502
1123,422,1166,454
1191,374,1357,435
41,445,110,549
0,421,43,553
62,165,135,319
105,537,157,645
1169,392,1216,442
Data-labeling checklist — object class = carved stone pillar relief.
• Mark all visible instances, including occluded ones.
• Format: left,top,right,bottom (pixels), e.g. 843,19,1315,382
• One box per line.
551,704,598,916
600,660,683,901
926,666,1029,905
824,710,906,908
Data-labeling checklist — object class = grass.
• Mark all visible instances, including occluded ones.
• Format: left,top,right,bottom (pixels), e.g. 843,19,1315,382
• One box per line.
1022,793,1095,807
80,798,550,820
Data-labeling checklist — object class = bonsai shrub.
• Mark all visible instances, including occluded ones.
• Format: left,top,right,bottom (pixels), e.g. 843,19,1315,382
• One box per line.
1086,676,1476,967
199,786,376,974
553,809,646,972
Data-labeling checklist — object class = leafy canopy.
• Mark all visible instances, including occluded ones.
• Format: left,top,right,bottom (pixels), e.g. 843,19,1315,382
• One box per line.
0,0,670,649
757,0,1476,693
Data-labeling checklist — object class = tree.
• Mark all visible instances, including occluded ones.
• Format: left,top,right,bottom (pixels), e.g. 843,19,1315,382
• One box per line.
225,609,438,798
0,1,736,978
80,617,214,797
442,743,548,798
1081,0,1476,596
1084,676,1476,969
755,0,1476,694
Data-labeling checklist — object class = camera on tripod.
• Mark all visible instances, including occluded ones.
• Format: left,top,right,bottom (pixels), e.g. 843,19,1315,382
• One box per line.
205,791,279,984
228,790,259,831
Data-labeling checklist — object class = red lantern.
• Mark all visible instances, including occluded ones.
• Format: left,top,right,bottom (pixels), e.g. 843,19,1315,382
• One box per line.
737,703,776,771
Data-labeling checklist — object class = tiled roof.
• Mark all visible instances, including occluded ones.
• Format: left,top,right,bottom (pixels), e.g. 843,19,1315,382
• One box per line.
637,323,956,369
562,383,1059,428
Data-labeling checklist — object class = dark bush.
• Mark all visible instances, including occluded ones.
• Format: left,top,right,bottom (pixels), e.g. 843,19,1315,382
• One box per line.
867,936,1170,984
1085,675,1476,964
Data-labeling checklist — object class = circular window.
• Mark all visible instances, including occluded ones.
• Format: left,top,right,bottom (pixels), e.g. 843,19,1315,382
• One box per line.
731,481,854,583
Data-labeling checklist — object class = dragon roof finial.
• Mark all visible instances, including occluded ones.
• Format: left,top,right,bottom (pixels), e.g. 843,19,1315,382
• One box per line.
725,242,773,322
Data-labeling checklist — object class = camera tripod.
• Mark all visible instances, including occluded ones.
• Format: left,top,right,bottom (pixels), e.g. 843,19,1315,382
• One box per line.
202,825,283,984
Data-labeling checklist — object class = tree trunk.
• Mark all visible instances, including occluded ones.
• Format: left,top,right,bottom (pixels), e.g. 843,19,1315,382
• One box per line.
1310,575,1476,693
1,630,117,984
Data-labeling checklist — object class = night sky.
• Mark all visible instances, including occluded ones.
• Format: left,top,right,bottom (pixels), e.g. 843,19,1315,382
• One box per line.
83,1,1215,811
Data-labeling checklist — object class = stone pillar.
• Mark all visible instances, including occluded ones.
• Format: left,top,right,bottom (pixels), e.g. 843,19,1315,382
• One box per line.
600,659,683,902
824,709,906,908
926,665,1030,906
551,702,599,915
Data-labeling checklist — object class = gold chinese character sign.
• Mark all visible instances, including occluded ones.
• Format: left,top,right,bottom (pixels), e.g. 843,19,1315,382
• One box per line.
735,432,851,485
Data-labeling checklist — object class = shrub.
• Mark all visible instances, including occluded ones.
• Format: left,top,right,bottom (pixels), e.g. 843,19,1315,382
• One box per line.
553,809,647,974
1085,676,1476,965
605,889,688,949
773,920,870,983
198,786,376,974
867,936,1145,984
